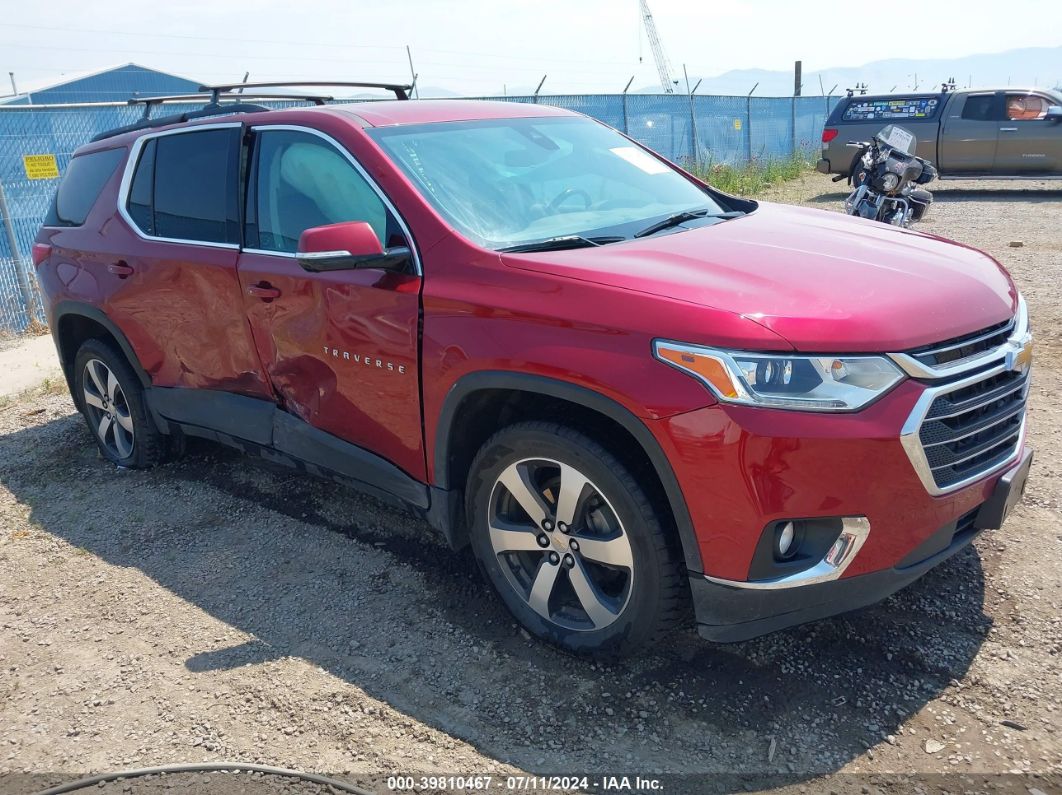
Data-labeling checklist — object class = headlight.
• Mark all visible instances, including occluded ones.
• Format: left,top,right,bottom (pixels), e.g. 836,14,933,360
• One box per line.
881,172,900,192
653,341,905,412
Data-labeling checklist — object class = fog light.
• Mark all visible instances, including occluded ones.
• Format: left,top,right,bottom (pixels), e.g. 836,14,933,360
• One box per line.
775,521,797,560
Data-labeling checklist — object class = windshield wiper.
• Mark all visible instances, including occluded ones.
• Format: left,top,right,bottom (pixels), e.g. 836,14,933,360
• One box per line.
634,209,744,238
498,235,624,253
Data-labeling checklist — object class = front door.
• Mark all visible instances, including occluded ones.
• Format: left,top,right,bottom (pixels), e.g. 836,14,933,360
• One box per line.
994,92,1062,174
237,127,425,480
939,92,1000,174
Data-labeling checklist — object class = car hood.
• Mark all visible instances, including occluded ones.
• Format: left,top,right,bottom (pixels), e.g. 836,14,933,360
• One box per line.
500,202,1017,352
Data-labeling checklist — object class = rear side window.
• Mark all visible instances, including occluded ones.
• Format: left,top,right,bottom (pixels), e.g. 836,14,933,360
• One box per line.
124,128,240,244
45,148,124,227
961,95,997,121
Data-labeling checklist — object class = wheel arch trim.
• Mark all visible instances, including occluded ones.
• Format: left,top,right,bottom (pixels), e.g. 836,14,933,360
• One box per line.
52,301,151,389
433,371,704,574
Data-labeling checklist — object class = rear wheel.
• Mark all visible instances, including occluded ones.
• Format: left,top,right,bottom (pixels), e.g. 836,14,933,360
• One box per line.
73,339,168,468
466,422,688,657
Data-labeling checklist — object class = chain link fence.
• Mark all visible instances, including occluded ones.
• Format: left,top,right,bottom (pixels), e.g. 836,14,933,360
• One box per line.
0,93,840,333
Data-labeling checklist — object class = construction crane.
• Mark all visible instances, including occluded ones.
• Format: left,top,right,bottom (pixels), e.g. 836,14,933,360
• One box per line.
639,0,676,94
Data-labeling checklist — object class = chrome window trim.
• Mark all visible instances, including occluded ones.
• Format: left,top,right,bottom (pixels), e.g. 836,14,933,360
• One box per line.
116,122,243,251
899,360,1029,496
247,124,422,276
888,296,1028,380
702,517,870,590
241,247,296,259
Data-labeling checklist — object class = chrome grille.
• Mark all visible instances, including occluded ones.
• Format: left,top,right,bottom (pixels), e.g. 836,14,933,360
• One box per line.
918,369,1028,489
907,319,1014,368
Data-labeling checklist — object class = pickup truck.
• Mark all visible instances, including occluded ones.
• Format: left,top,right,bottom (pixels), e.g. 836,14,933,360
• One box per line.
818,87,1062,179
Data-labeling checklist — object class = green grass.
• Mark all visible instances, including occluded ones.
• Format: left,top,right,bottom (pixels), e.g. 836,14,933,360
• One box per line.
692,151,817,197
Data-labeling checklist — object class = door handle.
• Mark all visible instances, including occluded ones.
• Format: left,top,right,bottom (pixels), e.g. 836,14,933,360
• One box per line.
247,282,282,301
1000,127,1018,132
108,260,134,278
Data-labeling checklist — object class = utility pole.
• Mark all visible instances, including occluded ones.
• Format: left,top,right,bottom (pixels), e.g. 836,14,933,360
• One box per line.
794,60,802,96
8,72,16,96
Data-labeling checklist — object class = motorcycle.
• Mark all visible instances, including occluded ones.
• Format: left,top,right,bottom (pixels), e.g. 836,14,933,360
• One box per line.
843,124,938,227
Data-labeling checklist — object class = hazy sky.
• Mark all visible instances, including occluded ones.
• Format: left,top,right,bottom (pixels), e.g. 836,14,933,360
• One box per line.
3,0,1061,95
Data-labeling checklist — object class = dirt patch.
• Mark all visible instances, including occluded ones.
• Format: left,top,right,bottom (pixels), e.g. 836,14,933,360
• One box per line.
0,176,1059,794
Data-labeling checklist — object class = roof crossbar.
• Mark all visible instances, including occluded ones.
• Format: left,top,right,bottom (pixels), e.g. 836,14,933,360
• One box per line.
90,79,410,142
128,92,334,119
199,80,412,101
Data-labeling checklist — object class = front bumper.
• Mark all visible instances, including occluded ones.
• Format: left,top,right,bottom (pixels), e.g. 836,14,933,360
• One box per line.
648,371,1031,637
691,448,1031,642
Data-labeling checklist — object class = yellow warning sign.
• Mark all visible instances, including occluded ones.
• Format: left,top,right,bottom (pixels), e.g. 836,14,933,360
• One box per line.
733,118,742,131
23,154,60,180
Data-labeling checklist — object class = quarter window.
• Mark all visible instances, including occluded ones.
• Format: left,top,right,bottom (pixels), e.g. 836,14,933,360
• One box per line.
124,128,240,244
246,129,403,254
45,147,125,227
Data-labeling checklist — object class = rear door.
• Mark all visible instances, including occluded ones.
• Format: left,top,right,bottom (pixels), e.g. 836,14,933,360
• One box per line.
236,125,425,479
112,124,273,396
939,92,1001,173
994,91,1062,174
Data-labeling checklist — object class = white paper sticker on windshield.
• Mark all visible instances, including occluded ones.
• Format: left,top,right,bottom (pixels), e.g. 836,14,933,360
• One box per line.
610,146,670,174
882,126,915,153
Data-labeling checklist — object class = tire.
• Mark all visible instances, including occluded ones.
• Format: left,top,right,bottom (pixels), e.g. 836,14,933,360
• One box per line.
73,338,168,468
849,149,870,187
465,421,688,657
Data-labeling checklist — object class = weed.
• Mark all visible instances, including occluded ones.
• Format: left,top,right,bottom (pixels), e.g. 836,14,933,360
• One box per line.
692,151,816,197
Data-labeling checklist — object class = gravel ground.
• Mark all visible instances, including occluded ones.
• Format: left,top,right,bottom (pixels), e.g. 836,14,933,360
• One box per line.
1,174,1060,795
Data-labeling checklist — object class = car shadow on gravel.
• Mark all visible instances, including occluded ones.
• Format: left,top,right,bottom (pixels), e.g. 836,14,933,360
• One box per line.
929,187,1062,203
805,187,1062,206
1,414,993,783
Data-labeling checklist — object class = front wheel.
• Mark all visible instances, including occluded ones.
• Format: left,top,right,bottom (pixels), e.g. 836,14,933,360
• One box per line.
465,422,688,657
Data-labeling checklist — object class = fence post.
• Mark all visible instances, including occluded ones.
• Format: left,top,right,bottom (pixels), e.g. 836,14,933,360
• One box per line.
688,93,699,169
0,181,40,328
745,96,752,163
621,92,629,135
791,96,797,156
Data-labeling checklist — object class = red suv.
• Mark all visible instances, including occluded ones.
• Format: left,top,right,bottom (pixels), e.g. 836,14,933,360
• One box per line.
34,84,1033,657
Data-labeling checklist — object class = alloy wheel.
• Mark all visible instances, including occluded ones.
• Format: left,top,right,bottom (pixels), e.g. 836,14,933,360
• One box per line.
487,457,634,631
82,358,135,459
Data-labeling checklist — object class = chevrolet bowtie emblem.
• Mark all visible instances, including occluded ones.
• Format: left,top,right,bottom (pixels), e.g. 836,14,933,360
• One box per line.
1005,338,1033,374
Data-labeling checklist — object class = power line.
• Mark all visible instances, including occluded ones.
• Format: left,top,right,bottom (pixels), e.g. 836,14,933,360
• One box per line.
0,22,635,66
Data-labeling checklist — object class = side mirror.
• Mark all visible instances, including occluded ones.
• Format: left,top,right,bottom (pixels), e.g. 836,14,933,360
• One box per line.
296,221,412,273
1046,105,1062,124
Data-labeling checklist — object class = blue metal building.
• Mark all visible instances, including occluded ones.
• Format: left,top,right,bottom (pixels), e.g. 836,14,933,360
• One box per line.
1,63,201,105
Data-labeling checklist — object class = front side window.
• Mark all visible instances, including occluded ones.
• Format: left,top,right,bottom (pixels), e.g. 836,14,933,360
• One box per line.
1006,94,1049,121
369,116,725,249
124,127,240,244
246,129,403,254
45,147,125,227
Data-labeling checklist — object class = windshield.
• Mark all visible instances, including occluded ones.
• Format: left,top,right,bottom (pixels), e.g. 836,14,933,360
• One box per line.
369,116,726,250
874,124,918,157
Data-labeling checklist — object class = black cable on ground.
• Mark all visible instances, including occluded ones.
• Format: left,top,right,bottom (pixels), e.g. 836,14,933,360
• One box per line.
31,761,374,795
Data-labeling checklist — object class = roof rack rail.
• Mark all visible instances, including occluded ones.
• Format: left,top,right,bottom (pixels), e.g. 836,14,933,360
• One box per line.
198,80,413,101
90,80,412,142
